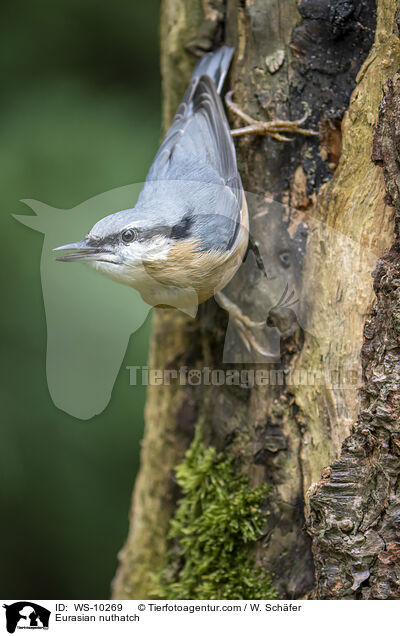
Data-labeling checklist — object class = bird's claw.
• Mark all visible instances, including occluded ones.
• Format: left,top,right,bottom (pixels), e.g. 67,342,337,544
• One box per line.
215,292,274,358
225,91,318,141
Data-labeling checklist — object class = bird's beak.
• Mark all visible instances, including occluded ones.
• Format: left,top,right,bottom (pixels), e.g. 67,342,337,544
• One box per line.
53,239,104,262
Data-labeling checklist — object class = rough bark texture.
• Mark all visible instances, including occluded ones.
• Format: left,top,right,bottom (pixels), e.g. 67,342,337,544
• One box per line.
307,68,400,599
112,0,400,599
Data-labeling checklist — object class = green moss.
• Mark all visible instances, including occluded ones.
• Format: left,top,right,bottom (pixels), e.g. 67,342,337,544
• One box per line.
153,425,276,599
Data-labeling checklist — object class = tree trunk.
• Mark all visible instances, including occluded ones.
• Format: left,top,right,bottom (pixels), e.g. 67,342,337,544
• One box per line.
306,68,400,599
112,0,400,599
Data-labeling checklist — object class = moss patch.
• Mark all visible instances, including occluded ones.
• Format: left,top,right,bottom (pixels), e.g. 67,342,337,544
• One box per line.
153,426,276,599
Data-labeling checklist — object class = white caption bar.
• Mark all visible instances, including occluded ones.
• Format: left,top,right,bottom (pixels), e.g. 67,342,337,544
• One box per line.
1,599,397,635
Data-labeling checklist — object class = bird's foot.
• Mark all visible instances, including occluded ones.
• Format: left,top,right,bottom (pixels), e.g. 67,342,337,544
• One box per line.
225,91,318,142
215,291,274,357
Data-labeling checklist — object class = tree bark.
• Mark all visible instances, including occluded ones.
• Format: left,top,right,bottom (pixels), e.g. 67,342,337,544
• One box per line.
112,0,400,599
307,68,400,599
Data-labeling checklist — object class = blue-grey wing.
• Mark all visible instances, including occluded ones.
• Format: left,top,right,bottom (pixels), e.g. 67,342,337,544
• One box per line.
139,49,243,250
148,74,241,205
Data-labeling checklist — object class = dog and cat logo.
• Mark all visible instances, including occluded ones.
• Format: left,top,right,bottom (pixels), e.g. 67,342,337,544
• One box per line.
2,603,50,633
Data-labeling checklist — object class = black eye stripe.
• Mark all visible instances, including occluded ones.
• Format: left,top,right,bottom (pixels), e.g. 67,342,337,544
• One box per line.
87,230,139,247
87,234,120,248
170,214,193,240
88,221,197,247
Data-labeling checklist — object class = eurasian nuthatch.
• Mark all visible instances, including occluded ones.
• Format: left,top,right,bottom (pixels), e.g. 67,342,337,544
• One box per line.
54,47,249,316
54,47,316,349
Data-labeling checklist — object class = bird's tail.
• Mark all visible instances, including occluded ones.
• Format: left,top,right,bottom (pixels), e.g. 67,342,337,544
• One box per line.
191,46,234,94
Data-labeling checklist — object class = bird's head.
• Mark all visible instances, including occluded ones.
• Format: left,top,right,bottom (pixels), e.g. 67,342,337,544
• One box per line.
53,207,175,287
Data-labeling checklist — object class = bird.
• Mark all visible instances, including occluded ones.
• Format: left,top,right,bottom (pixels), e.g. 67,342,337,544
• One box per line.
54,46,316,352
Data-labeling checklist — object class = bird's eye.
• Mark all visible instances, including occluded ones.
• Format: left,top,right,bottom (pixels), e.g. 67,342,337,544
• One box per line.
122,229,136,243
279,251,291,268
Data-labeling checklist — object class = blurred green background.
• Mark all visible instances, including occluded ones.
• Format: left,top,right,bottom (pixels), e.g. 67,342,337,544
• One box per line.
0,0,161,598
